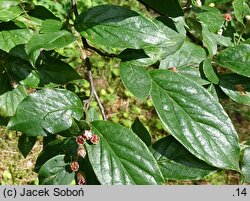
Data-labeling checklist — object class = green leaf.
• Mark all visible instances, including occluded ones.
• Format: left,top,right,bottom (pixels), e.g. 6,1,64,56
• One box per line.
75,5,184,59
87,121,164,185
241,147,250,183
18,133,36,158
137,0,183,17
159,41,206,68
217,44,250,77
212,33,233,47
86,107,101,122
38,155,75,185
37,56,81,85
202,25,217,56
0,5,23,22
120,63,151,100
25,30,76,66
151,136,217,180
0,29,33,52
131,117,151,147
0,85,27,117
207,84,219,101
203,58,219,84
0,72,11,95
35,138,78,172
40,19,63,33
7,88,83,136
233,0,250,26
204,0,231,5
219,73,250,105
149,69,240,170
196,6,225,33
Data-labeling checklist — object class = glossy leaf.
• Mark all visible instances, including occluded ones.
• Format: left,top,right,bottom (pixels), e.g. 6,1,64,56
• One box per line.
0,29,33,52
203,58,219,84
131,117,151,147
137,0,183,17
219,74,250,105
207,84,219,102
86,121,164,185
25,30,76,66
149,69,240,170
241,147,250,183
233,0,250,26
0,85,27,117
151,136,217,180
159,41,206,68
0,5,23,22
75,5,184,59
38,155,75,185
120,62,151,100
217,44,250,77
18,133,36,158
7,89,83,136
202,25,217,56
40,19,63,33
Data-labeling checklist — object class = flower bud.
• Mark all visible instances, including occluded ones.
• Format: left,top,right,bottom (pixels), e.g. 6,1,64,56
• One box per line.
76,171,87,185
77,146,87,158
223,13,232,22
90,134,100,144
70,161,79,172
76,135,86,145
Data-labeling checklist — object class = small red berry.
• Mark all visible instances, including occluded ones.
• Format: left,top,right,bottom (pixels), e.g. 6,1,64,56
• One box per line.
77,146,86,158
83,130,93,140
76,135,86,145
90,134,100,144
169,66,177,72
76,171,87,185
223,13,232,22
70,161,79,172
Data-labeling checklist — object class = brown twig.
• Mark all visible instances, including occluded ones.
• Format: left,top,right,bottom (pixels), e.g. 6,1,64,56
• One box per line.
71,0,107,120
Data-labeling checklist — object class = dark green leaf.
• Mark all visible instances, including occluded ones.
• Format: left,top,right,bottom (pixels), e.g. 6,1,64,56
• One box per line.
75,5,184,59
35,138,78,172
37,56,81,85
40,19,63,33
203,58,219,84
151,136,217,180
131,117,151,147
241,147,250,183
0,85,27,117
38,155,75,185
207,84,219,101
0,5,23,22
7,88,83,136
87,121,164,185
219,73,250,105
217,44,250,77
25,30,76,66
120,62,151,100
0,29,33,52
159,41,206,68
137,0,183,17
149,69,240,170
18,133,36,158
0,72,11,95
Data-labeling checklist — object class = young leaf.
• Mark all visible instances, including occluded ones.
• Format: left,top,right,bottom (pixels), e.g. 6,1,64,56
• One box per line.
0,5,23,22
217,44,250,77
86,121,164,185
75,5,184,59
18,133,37,158
203,58,219,84
38,155,75,185
233,0,250,26
241,147,250,183
219,74,250,105
120,62,151,100
131,117,151,147
40,19,63,33
151,136,217,180
202,25,217,56
149,69,240,171
0,85,27,117
7,89,83,136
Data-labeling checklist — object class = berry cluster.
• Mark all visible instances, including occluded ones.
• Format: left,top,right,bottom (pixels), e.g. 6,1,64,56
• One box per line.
76,130,100,145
